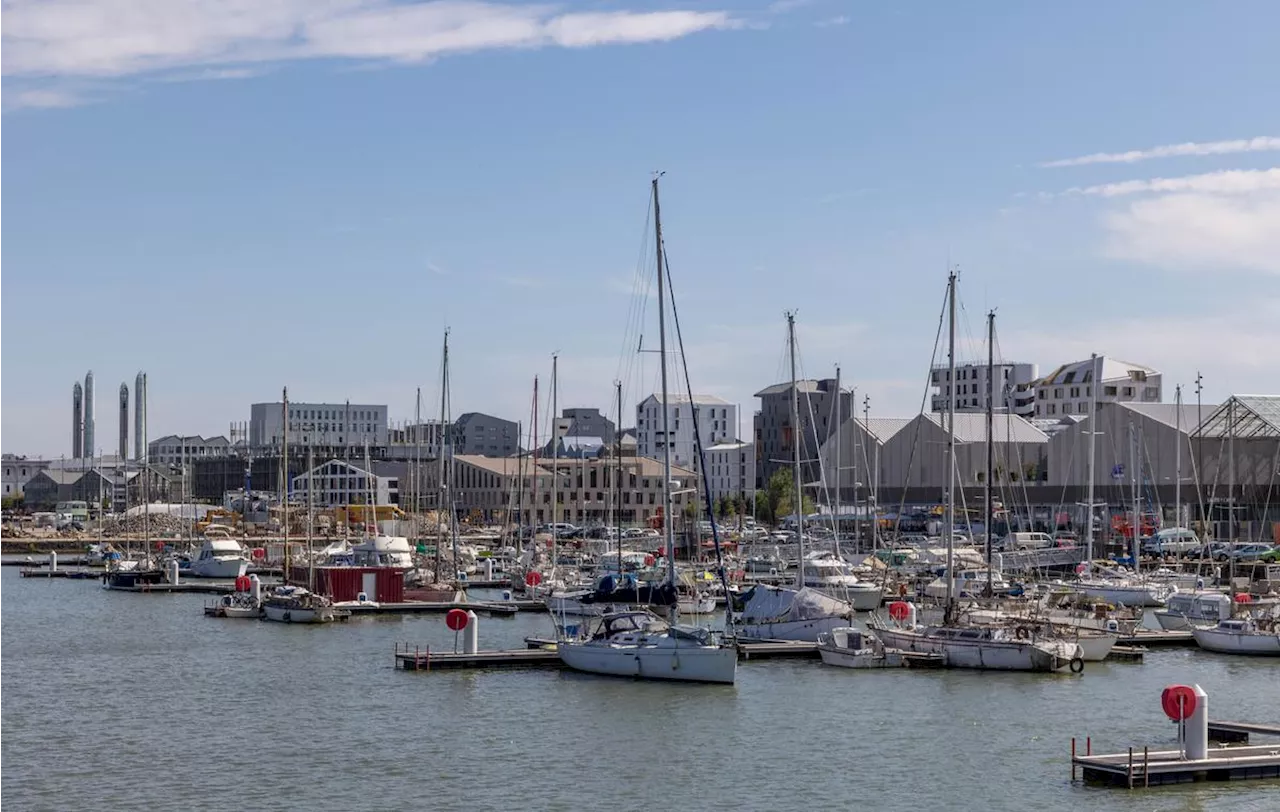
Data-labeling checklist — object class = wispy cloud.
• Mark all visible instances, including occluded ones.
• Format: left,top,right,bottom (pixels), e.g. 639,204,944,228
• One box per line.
815,15,850,27
1063,167,1280,198
1041,136,1280,168
3,87,86,110
1104,191,1280,275
497,274,545,289
155,67,268,83
1,1,737,81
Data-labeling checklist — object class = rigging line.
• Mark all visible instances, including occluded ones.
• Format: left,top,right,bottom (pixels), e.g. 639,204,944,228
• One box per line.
660,244,734,625
892,278,951,540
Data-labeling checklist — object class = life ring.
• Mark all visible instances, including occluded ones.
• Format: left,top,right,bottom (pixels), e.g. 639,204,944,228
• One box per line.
1015,626,1031,640
1069,657,1085,674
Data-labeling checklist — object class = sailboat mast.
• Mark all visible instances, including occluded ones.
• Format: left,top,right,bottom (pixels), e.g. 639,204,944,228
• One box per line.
833,364,841,553
616,379,624,574
985,309,995,597
1085,353,1099,564
434,331,448,582
787,311,805,589
307,444,314,590
653,176,677,599
282,386,289,582
551,354,559,577
1228,397,1236,585
945,272,956,609
415,387,422,518
1174,384,1183,530
1130,422,1139,569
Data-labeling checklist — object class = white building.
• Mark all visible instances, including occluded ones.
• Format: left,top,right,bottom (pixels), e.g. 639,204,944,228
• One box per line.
250,402,388,450
148,435,232,466
1033,357,1161,418
635,394,736,472
291,458,398,507
931,362,1038,417
705,441,755,503
2,455,51,499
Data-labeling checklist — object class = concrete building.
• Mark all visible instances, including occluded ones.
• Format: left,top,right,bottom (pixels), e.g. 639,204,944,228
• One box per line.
1033,356,1161,418
931,362,1038,417
148,435,233,467
636,394,735,473
2,455,52,500
388,421,448,458
754,379,852,488
1192,396,1280,532
817,417,913,507
705,441,755,504
880,413,1049,492
561,407,616,444
454,412,520,457
249,401,388,451
1048,402,1208,491
290,458,400,507
425,454,697,526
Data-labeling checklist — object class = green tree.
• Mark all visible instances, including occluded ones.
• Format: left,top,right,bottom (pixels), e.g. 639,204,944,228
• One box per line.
754,467,813,526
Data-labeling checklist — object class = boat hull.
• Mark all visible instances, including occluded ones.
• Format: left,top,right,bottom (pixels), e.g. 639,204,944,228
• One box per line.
263,604,336,624
557,641,737,684
1074,632,1118,662
875,627,1080,673
189,558,248,579
817,646,904,669
1192,628,1280,655
1076,584,1167,607
737,614,848,642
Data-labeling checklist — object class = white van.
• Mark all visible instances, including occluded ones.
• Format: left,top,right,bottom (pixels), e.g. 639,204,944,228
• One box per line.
1001,532,1055,552
1142,527,1201,556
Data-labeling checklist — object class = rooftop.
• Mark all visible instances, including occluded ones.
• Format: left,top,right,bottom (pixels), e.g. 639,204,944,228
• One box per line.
754,379,838,397
1194,395,1280,439
1036,356,1159,387
640,393,731,406
921,412,1049,444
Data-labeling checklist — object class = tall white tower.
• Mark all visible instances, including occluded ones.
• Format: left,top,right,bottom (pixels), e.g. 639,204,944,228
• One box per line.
83,371,96,460
72,382,84,458
134,372,147,462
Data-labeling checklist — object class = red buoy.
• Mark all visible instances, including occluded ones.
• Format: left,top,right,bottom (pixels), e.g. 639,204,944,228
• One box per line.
445,608,469,631
1234,592,1253,604
525,571,543,587
644,554,656,567
234,575,251,592
888,601,911,621
251,547,266,560
1161,685,1198,721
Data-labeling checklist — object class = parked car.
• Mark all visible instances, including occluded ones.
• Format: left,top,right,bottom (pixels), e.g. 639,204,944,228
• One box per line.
1216,543,1275,562
999,532,1055,552
1261,546,1280,563
1141,527,1202,556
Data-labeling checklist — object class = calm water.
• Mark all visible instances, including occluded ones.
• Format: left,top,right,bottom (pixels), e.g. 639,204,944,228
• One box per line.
3,567,1279,812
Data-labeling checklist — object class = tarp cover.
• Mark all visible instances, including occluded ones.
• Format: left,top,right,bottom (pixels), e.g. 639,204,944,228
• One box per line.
735,585,849,622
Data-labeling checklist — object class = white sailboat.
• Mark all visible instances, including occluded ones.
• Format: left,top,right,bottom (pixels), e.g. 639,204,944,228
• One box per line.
555,176,736,684
817,627,904,669
1192,616,1280,655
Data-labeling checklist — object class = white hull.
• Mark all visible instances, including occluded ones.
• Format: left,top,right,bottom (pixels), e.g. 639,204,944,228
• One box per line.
1153,611,1223,632
189,557,248,579
875,627,1081,672
737,614,848,642
817,646,904,669
678,597,717,615
547,595,609,617
557,641,737,684
1192,628,1280,655
806,583,882,611
1076,584,1167,607
1074,633,1118,662
263,604,335,624
223,605,261,619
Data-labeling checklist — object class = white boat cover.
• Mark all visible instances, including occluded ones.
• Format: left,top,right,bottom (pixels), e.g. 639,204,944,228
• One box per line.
737,585,850,623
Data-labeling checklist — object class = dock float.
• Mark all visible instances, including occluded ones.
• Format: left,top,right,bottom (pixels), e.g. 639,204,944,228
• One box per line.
1105,645,1146,663
19,568,99,579
1072,683,1280,788
1117,630,1196,647
346,601,520,616
396,643,560,671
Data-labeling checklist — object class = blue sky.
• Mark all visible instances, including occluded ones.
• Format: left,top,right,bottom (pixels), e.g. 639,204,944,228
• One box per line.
4,0,1279,458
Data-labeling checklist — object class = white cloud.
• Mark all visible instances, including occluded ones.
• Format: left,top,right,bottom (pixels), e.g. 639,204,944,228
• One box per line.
1041,136,1280,168
3,87,85,109
1,1,735,79
815,15,850,27
1103,191,1280,275
1064,167,1280,198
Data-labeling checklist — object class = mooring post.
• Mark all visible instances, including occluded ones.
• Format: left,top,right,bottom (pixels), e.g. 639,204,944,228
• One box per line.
1127,747,1134,789
1143,747,1149,788
1071,738,1077,781
1086,736,1091,755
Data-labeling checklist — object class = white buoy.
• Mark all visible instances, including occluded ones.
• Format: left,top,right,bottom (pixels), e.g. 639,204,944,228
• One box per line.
501,589,512,601
49,551,58,572
463,610,479,654
484,558,494,580
906,602,918,629
167,558,180,584
249,573,262,604
1186,684,1209,760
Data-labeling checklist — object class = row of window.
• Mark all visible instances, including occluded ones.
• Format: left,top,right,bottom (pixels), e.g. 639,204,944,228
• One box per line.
288,408,380,421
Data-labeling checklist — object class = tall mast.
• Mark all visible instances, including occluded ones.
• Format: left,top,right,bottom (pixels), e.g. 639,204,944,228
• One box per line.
307,444,314,590
531,376,539,536
282,387,289,582
833,364,841,554
616,379,624,574
1174,384,1183,530
1228,397,1236,585
787,311,805,589
985,309,995,597
551,354,559,577
434,331,448,582
415,387,422,519
1085,353,1099,565
865,394,876,555
1130,421,1139,570
945,271,957,610
515,420,525,555
653,175,677,606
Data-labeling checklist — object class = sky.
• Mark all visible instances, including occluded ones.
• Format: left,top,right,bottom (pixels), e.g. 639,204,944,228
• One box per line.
3,0,1279,459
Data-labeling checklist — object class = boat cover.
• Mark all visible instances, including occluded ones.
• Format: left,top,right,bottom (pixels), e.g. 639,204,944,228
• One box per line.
734,585,850,622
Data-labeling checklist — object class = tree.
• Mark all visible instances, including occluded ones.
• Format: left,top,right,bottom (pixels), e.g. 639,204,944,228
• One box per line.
754,467,813,526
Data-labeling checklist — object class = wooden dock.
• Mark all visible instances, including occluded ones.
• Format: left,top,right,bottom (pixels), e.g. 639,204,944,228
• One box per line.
1117,630,1196,647
19,568,99,579
105,582,234,594
396,643,560,671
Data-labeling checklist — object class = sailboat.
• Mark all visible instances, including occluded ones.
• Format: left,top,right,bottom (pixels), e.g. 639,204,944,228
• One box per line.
736,313,859,641
555,176,737,684
868,273,1084,673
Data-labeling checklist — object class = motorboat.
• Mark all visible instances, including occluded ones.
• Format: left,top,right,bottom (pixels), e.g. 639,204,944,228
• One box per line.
262,586,341,624
923,568,1015,600
351,535,414,569
817,628,904,669
1192,616,1280,656
869,602,1084,673
1154,590,1234,631
802,554,882,610
188,538,249,579
555,610,737,684
206,593,262,619
678,592,716,615
1066,566,1172,607
734,585,853,642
